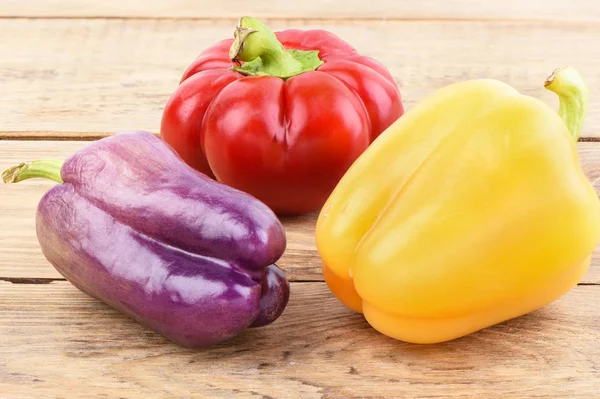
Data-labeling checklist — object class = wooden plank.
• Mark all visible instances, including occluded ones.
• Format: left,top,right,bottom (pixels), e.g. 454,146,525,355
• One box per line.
0,281,598,398
2,0,600,21
2,19,600,138
1,140,600,284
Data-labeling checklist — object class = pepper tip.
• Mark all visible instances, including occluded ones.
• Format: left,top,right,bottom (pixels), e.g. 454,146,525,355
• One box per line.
544,66,569,87
2,162,29,184
229,26,257,61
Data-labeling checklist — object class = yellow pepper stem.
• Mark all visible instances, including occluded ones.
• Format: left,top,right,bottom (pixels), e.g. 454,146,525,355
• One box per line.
544,66,588,141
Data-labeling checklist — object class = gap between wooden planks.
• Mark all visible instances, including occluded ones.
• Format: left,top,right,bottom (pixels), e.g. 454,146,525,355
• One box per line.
1,139,600,284
2,18,600,137
0,281,598,398
2,0,600,21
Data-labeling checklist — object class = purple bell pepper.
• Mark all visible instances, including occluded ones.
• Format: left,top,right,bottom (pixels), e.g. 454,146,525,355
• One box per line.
2,131,290,348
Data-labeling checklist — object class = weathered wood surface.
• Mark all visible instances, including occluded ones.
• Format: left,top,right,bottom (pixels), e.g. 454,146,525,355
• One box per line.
0,281,599,399
1,140,600,284
2,0,600,21
1,1,600,397
2,18,600,138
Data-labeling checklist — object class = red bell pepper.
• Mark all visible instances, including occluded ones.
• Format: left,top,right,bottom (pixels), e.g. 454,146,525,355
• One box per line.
161,17,404,215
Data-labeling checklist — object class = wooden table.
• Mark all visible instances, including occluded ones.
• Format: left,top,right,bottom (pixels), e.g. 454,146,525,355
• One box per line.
1,1,599,398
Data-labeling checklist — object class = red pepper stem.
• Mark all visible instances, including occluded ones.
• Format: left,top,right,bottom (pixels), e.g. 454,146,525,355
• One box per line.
2,159,64,184
229,17,324,79
544,66,588,141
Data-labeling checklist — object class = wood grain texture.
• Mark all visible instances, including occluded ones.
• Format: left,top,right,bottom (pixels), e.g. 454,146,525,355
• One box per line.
2,19,600,137
2,0,600,21
1,140,600,284
0,281,598,398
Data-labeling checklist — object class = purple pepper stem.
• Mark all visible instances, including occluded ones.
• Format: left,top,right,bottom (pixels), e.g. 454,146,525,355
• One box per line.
2,159,64,184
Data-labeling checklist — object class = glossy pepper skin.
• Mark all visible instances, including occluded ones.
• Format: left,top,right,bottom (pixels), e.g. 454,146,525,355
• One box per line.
3,131,290,348
316,67,600,344
161,17,403,215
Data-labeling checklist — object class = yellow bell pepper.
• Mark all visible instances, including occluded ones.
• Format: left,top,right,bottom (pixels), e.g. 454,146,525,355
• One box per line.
315,67,600,344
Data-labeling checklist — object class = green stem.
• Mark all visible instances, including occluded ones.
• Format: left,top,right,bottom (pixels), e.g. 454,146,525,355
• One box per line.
229,16,323,79
2,159,64,184
544,66,588,141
